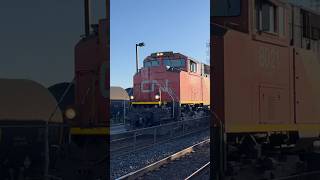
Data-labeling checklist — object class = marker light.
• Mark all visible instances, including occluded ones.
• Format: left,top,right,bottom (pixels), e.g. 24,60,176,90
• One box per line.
157,52,164,56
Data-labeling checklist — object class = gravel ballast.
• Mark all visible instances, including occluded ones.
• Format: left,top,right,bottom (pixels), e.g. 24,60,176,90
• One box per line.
141,142,210,179
110,129,209,179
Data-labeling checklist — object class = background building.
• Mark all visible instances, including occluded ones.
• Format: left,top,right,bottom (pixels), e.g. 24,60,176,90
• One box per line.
110,87,130,125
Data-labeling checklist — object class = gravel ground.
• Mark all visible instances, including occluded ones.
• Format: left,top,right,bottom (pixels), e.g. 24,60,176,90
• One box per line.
184,164,210,180
141,142,210,180
110,129,209,179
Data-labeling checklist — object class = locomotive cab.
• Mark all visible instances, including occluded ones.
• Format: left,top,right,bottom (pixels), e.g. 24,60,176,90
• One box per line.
142,52,187,72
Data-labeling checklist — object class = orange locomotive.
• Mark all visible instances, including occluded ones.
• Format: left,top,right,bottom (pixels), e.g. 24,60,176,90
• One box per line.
128,51,210,128
211,0,320,176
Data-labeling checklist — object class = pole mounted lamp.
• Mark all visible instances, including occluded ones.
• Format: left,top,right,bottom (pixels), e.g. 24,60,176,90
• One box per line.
135,42,145,73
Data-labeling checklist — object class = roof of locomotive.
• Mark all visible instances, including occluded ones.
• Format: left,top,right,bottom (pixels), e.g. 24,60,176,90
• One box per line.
111,86,129,100
144,51,209,66
281,0,320,15
0,79,63,123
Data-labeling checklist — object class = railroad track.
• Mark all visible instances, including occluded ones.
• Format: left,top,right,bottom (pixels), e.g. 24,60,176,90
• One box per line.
115,139,210,180
111,117,209,157
111,127,209,158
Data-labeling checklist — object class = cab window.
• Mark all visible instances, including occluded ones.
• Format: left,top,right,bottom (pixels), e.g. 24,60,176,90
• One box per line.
144,60,159,68
211,0,241,17
190,61,197,73
203,64,210,75
301,10,311,38
255,0,278,33
163,59,185,68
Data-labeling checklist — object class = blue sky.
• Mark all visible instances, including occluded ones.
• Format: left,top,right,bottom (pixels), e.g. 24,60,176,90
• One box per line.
111,0,209,89
0,0,105,87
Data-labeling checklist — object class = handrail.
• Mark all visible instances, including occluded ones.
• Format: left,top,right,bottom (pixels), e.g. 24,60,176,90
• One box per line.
110,116,210,157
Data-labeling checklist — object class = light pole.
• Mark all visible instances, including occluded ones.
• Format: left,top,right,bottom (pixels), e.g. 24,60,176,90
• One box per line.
135,42,145,73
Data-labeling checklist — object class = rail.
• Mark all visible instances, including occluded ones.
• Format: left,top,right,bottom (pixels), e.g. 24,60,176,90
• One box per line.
116,139,210,180
0,124,67,128
110,116,210,157
274,170,320,180
184,162,210,180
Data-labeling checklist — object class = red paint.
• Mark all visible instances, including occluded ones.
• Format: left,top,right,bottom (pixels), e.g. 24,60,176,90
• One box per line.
74,19,108,127
211,0,320,134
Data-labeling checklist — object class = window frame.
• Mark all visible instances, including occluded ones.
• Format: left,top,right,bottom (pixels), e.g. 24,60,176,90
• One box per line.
203,64,210,75
255,0,279,34
144,60,160,68
163,59,186,68
189,60,197,73
301,10,311,39
211,0,242,17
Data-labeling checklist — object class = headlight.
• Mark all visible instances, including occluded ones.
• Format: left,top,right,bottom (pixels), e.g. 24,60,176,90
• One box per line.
65,107,77,120
155,94,160,100
130,95,134,100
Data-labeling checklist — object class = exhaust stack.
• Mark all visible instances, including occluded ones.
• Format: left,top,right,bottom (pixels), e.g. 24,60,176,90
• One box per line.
84,0,90,37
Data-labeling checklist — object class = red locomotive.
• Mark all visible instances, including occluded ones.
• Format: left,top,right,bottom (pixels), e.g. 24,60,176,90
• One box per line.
47,0,109,178
211,0,320,177
128,51,210,128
